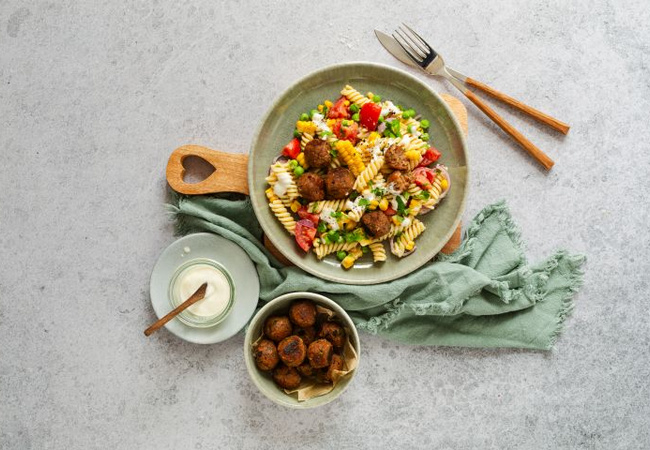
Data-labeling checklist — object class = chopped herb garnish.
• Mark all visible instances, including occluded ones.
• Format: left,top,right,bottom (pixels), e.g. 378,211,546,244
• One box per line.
349,190,360,200
361,245,370,254
396,196,408,216
415,190,431,201
330,211,343,219
317,221,327,233
358,198,370,207
329,149,338,158
372,187,385,197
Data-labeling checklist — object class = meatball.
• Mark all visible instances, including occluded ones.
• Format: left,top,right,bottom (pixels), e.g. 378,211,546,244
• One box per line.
264,316,292,342
296,362,315,377
277,335,307,367
289,300,317,327
307,339,333,369
385,144,409,170
297,172,325,202
325,167,355,199
325,354,345,382
273,364,302,390
304,139,331,168
319,322,346,348
387,170,412,193
293,326,317,347
361,211,391,238
253,339,280,372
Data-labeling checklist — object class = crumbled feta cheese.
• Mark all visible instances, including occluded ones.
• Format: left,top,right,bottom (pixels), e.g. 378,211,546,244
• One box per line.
312,113,331,133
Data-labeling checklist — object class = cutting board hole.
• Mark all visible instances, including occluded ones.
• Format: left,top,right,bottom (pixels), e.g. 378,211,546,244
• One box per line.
182,155,215,183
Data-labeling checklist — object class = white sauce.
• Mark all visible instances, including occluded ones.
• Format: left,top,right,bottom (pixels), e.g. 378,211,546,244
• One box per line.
173,263,231,317
320,207,339,231
385,182,402,196
401,217,412,228
273,171,292,197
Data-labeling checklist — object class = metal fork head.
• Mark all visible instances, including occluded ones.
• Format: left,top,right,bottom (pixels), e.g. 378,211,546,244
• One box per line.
393,24,445,75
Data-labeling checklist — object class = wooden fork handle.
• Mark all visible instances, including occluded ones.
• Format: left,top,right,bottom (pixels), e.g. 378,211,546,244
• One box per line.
463,89,555,170
465,78,570,135
166,145,249,195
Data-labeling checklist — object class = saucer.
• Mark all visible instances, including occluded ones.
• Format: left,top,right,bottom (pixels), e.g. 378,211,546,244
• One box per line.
149,233,259,344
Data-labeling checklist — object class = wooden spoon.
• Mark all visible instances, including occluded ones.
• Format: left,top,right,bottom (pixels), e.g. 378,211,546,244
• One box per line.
144,283,208,336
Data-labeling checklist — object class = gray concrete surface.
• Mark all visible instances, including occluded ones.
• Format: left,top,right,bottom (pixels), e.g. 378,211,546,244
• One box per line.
1,1,649,448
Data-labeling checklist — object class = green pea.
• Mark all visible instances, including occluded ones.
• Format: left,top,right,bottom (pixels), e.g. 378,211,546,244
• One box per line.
352,113,360,122
349,104,360,113
293,129,301,138
288,160,298,169
372,95,381,103
421,133,430,141
420,119,430,129
300,113,309,121
293,166,304,176
378,116,384,123
336,251,347,261
309,109,318,118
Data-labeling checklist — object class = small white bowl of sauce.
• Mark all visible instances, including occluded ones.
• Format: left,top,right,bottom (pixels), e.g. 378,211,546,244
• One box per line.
168,258,235,328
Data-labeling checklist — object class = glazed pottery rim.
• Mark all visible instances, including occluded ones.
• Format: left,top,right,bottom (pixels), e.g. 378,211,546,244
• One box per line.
248,61,468,285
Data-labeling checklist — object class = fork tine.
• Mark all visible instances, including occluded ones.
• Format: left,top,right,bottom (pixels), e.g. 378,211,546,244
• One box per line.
399,24,429,56
392,32,424,64
401,23,434,55
394,29,427,60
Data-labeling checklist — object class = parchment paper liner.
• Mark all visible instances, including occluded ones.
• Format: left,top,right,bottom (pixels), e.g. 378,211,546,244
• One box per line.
252,305,358,402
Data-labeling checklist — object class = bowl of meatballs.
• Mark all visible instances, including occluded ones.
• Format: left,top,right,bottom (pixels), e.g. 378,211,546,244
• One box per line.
244,292,360,409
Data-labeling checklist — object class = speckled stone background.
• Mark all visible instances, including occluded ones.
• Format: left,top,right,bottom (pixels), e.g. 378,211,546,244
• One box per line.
1,1,649,449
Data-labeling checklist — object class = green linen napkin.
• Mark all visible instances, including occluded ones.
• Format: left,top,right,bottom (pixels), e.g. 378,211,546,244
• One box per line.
168,194,585,350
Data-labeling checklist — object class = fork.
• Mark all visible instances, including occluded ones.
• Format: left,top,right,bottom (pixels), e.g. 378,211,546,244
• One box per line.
393,24,568,170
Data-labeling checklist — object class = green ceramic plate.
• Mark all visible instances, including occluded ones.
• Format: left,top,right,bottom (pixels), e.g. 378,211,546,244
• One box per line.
249,62,468,285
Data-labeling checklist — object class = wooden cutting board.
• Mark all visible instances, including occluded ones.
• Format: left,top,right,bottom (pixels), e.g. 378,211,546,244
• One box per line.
166,93,467,265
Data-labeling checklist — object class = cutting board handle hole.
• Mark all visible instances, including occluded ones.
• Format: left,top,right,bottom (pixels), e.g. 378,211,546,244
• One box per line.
182,155,216,184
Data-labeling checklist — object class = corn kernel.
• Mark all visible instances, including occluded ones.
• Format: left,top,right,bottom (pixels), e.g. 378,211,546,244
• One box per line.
392,216,401,226
345,221,356,231
317,104,324,112
405,241,415,251
327,119,337,129
366,91,374,99
379,198,389,211
405,150,421,161
410,199,421,209
290,201,301,213
368,132,380,144
368,200,379,211
343,100,350,106
440,178,449,190
325,100,333,108
341,255,355,269
265,188,277,201
296,121,317,135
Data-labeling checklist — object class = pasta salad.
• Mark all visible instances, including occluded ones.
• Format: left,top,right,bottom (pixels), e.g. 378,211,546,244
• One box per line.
265,85,451,270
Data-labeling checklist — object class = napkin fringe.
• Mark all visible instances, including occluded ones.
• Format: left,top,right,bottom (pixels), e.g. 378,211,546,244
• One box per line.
544,252,586,350
356,299,407,334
